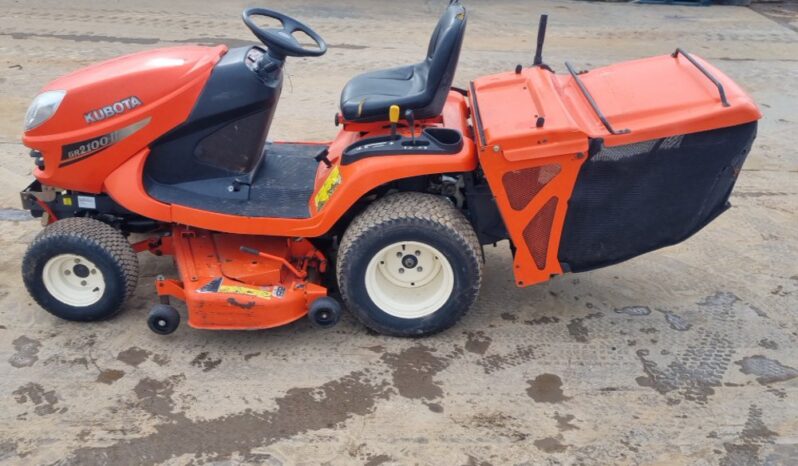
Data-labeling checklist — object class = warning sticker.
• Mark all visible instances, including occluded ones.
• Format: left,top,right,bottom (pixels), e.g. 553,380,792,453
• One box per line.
197,277,284,300
218,284,273,300
313,165,342,212
77,195,96,210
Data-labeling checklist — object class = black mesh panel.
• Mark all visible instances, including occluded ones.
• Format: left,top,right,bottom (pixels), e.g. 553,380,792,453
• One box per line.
558,121,757,272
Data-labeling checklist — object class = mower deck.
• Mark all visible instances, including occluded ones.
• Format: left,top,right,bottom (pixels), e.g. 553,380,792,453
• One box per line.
145,142,326,219
155,227,327,330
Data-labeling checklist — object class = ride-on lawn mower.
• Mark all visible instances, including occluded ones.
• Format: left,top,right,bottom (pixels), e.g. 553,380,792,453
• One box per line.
19,1,760,337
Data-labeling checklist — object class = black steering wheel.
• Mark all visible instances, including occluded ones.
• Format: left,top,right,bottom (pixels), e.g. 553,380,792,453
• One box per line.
242,8,327,59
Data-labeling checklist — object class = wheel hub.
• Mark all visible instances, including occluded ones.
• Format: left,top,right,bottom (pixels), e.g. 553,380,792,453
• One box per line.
401,254,418,269
73,263,90,278
42,254,105,307
366,241,455,319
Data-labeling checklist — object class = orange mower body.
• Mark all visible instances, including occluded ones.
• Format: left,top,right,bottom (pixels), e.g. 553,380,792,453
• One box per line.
19,4,761,337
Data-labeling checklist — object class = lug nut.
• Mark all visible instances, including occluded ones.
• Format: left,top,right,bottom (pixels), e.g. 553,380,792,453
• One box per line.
64,270,71,275
398,268,405,274
417,267,423,272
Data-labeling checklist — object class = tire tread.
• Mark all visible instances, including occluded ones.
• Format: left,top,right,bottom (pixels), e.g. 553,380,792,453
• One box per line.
22,217,138,320
337,192,482,336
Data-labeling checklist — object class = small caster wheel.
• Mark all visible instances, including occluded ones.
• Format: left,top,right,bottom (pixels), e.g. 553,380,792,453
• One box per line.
148,304,180,335
308,297,342,329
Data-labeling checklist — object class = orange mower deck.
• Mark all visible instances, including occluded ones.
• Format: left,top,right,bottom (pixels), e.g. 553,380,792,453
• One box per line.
151,228,328,330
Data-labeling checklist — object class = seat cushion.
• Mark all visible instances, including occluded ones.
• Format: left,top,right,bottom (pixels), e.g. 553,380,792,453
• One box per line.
340,63,434,122
339,2,466,123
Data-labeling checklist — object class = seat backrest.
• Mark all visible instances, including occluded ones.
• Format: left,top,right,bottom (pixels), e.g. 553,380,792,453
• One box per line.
416,1,467,118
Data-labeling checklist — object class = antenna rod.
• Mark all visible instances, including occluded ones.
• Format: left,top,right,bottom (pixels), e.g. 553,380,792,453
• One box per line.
533,14,548,66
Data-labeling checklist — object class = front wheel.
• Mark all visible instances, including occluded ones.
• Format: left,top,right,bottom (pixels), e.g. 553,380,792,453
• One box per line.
337,193,483,337
22,217,139,322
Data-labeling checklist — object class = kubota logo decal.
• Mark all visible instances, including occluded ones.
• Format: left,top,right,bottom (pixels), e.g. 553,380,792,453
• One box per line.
84,96,142,124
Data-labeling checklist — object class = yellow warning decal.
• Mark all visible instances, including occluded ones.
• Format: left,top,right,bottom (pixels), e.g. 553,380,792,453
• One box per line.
314,165,342,212
62,196,73,206
218,284,272,300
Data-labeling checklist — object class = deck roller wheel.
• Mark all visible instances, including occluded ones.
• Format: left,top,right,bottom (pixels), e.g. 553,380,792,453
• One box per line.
308,296,342,328
147,304,180,335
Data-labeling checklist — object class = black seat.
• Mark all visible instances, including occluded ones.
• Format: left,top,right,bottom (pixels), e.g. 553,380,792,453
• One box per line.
339,1,467,122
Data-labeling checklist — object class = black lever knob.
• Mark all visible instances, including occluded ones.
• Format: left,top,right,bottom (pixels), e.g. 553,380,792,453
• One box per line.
405,109,416,146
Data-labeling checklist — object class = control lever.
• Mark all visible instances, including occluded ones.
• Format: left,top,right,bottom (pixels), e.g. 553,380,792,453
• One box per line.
314,148,332,167
405,109,416,146
389,104,400,138
240,246,306,279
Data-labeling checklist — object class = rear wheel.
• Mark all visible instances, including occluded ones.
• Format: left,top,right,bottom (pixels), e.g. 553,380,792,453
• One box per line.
22,217,138,322
337,193,482,337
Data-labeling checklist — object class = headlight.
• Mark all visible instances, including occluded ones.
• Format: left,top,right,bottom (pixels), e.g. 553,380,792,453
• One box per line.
24,90,66,131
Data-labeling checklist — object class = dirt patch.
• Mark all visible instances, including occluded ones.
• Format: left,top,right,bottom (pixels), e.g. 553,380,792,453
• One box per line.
524,316,560,326
380,345,449,400
478,344,538,374
13,383,64,416
758,339,778,350
191,352,222,372
364,454,393,466
635,331,734,403
566,312,603,342
534,436,568,453
425,402,443,413
0,439,18,462
464,331,492,355
736,355,798,385
526,374,570,403
720,404,777,466
117,347,151,367
468,412,528,441
65,371,389,464
554,412,578,431
9,336,42,368
660,310,691,331
133,375,185,418
614,306,651,317
96,369,125,385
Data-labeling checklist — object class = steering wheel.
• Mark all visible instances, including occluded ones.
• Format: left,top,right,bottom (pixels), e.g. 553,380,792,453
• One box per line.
242,8,327,59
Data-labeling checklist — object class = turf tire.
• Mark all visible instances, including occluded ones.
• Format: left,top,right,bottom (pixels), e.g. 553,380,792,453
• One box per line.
337,192,482,337
22,217,139,322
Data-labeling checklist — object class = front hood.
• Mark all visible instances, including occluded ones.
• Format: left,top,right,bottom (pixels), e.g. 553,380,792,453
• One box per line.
26,45,226,137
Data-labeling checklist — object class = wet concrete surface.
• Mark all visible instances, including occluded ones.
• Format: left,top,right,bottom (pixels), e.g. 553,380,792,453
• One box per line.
0,0,797,464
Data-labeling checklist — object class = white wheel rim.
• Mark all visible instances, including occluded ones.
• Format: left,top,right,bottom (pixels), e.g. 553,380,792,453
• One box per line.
42,254,105,307
365,241,454,319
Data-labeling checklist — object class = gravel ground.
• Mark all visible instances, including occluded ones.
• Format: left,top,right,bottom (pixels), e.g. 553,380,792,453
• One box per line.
0,1,796,465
